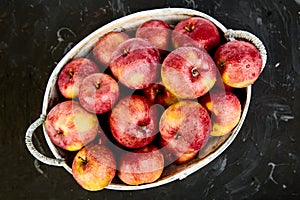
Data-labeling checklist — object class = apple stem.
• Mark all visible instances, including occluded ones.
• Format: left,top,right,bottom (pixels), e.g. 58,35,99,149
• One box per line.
184,24,195,32
122,48,130,57
191,67,200,77
155,87,163,95
54,130,63,137
78,156,88,165
175,132,182,140
68,70,74,78
220,61,225,68
94,82,100,89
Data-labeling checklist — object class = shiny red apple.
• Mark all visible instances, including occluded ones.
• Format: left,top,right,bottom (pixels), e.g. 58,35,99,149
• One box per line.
93,31,130,67
136,19,171,54
58,58,99,99
109,95,158,149
79,73,120,114
172,17,220,51
214,40,263,88
110,38,161,89
161,46,216,99
72,144,116,191
159,100,211,157
45,100,99,151
118,145,164,185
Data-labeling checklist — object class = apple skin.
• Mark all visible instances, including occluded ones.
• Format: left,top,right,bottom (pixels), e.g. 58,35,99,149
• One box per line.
172,17,220,51
110,38,161,89
58,58,100,99
72,144,116,191
161,46,217,99
109,95,158,149
79,73,120,114
142,82,178,108
118,145,164,185
136,19,171,54
159,137,198,165
45,101,99,151
200,91,241,136
210,71,233,92
159,100,211,157
93,31,130,67
214,40,263,88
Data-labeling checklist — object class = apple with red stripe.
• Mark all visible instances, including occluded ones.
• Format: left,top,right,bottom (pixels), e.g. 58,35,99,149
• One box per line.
58,58,99,99
214,40,263,88
172,17,220,51
136,19,171,54
159,100,211,158
93,31,130,67
72,144,116,191
109,95,158,149
110,38,161,90
118,145,164,186
161,46,217,99
79,73,120,114
45,100,99,151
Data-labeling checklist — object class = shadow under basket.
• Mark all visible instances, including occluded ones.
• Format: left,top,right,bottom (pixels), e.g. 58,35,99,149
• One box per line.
25,8,267,190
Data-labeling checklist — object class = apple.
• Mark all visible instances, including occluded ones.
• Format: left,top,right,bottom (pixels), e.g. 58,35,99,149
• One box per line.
161,46,217,99
172,17,220,51
175,150,198,165
45,100,99,151
58,58,100,99
214,40,263,88
118,145,164,185
72,144,116,191
159,137,198,165
78,73,120,114
200,91,241,136
110,38,161,89
159,100,211,157
109,95,158,149
136,19,171,54
211,71,233,92
93,31,130,67
142,82,178,108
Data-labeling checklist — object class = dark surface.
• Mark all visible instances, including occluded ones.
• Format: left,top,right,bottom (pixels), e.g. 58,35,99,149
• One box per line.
1,0,300,199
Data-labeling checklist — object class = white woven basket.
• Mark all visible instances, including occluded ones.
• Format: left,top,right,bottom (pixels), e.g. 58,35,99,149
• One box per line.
25,8,267,190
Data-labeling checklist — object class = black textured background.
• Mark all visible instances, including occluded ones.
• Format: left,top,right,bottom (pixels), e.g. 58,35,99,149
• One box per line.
1,0,299,199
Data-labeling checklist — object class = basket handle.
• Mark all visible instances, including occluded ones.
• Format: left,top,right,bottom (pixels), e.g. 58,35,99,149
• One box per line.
25,114,66,167
224,29,267,71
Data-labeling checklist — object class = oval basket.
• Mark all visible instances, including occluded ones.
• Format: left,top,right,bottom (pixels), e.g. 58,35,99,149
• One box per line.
25,8,267,190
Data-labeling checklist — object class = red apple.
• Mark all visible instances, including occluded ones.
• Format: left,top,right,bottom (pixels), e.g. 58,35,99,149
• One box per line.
93,31,130,67
109,95,158,149
78,73,120,114
159,137,198,165
110,38,161,89
45,101,99,151
118,145,164,185
72,144,116,191
211,71,233,92
161,46,217,99
142,82,178,108
172,17,220,51
214,40,263,88
136,19,171,54
175,150,198,165
159,100,211,157
58,58,100,99
200,91,242,136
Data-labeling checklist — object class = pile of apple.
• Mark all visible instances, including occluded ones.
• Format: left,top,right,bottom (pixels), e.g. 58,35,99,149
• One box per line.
45,17,263,191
